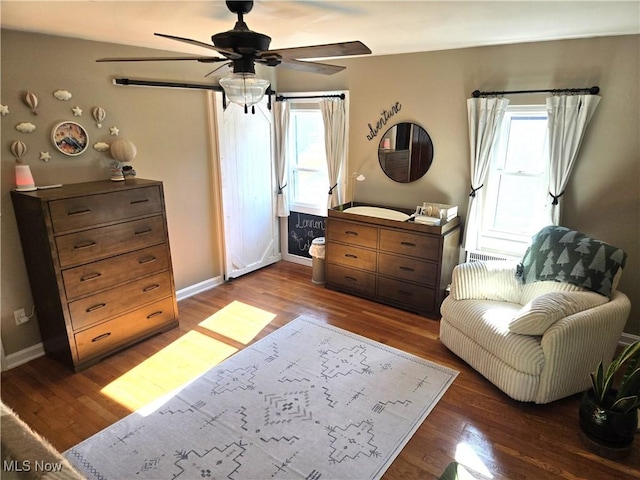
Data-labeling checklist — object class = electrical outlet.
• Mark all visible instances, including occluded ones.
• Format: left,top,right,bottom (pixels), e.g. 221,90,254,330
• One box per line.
14,308,29,325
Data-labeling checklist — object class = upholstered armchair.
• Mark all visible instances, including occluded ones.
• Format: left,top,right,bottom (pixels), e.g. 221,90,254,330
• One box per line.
439,226,631,404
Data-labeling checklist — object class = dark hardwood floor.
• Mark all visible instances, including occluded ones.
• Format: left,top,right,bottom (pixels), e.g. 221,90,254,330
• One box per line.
2,261,638,479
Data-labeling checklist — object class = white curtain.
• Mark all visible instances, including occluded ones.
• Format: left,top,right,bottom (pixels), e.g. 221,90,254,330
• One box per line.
274,100,290,217
320,98,347,209
463,96,510,252
546,94,600,224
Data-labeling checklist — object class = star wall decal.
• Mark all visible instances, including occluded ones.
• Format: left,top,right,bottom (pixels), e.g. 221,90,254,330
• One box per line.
72,106,83,116
0,104,9,116
109,126,120,136
40,151,52,162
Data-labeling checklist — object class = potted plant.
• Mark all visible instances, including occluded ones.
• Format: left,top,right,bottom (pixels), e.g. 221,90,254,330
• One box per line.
579,341,640,458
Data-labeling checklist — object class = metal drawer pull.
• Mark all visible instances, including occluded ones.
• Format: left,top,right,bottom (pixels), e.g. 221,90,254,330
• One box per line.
147,311,164,319
130,198,150,205
345,276,358,282
67,208,91,217
91,332,111,343
399,266,415,272
74,241,97,250
134,228,153,236
80,272,102,282
345,230,359,236
143,284,161,292
345,253,358,259
400,241,416,247
139,256,157,264
86,303,106,313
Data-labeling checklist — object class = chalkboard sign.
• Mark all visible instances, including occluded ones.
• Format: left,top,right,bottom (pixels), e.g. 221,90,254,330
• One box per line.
288,211,326,258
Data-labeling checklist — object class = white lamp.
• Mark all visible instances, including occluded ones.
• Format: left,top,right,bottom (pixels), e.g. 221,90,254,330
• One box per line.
15,164,36,191
350,173,366,206
219,72,270,114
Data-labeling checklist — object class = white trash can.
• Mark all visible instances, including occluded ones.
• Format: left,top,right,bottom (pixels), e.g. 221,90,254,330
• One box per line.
309,237,326,284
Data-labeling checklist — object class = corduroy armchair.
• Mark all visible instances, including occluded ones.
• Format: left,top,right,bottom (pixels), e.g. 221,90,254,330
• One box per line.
439,226,630,404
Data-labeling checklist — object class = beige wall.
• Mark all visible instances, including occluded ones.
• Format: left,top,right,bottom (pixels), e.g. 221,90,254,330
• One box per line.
277,35,640,335
1,30,224,355
2,31,638,360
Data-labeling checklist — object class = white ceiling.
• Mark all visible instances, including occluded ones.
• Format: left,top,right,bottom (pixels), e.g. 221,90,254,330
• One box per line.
1,1,639,59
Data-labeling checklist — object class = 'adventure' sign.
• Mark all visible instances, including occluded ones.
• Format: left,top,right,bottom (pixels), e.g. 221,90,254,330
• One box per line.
366,102,402,141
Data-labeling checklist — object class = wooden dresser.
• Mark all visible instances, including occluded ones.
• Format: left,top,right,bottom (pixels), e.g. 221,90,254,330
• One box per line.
326,204,460,317
11,179,179,371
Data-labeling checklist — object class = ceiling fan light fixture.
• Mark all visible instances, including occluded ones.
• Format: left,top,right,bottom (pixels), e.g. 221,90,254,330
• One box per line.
219,72,270,110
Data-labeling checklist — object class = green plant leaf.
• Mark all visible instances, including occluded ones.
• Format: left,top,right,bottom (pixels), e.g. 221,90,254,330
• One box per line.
591,362,606,403
611,395,639,414
617,366,640,402
590,342,640,408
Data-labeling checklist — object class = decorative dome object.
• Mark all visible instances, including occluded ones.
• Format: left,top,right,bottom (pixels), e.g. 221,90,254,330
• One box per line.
110,138,137,163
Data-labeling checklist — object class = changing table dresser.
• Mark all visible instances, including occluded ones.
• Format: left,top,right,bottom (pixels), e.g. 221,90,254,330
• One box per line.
11,179,179,371
326,204,460,317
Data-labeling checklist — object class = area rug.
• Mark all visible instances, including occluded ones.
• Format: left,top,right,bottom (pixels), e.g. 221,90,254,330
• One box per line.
64,316,458,479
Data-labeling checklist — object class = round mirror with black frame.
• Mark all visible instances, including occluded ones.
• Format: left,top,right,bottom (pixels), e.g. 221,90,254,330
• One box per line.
378,123,434,183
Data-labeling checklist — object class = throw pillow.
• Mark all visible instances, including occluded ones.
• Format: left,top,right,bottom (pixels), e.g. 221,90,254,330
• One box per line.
509,291,609,335
517,225,627,297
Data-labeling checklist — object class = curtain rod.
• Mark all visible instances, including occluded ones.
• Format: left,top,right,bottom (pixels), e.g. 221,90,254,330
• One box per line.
113,78,222,91
275,93,345,102
472,86,599,98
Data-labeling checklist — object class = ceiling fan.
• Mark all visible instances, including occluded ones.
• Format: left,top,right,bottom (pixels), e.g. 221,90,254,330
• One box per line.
98,0,372,113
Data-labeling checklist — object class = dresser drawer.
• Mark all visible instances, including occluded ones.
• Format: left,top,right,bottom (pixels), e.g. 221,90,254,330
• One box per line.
327,219,378,248
382,150,409,169
327,264,376,295
378,252,438,286
68,271,173,331
56,215,166,268
327,243,376,271
377,276,435,312
49,186,163,233
63,244,170,300
74,297,176,362
379,228,440,260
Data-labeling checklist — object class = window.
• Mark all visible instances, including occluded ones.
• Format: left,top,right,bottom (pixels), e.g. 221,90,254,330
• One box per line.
288,106,329,214
478,105,549,257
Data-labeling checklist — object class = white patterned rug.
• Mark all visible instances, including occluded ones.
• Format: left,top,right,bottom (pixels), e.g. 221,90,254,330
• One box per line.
65,316,457,480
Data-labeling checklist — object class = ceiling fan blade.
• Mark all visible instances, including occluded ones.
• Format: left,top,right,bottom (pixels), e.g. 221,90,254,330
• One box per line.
97,56,228,63
154,33,242,59
275,58,346,75
205,62,232,78
266,41,371,60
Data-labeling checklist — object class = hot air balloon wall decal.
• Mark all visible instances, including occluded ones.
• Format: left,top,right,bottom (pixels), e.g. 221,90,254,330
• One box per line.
92,106,106,128
22,91,38,115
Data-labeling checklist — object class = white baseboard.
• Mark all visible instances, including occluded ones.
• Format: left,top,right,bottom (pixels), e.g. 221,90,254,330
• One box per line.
2,277,225,371
176,276,224,301
3,342,45,370
619,332,640,346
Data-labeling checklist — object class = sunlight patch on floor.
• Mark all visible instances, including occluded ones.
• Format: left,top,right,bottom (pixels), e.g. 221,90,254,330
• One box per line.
198,300,276,344
455,442,494,478
101,330,237,412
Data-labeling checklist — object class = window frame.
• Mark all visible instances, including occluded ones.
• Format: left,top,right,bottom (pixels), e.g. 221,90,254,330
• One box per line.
283,91,349,217
477,105,550,257
287,105,329,216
